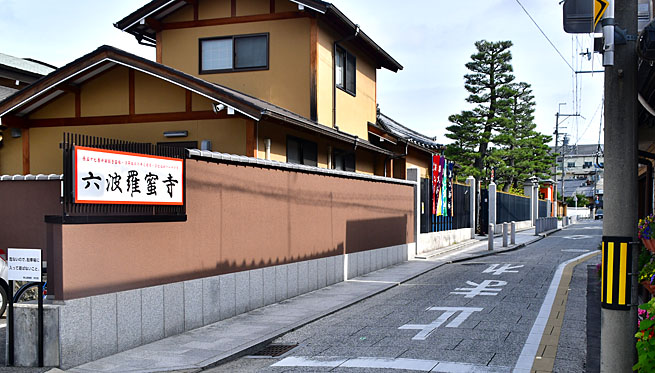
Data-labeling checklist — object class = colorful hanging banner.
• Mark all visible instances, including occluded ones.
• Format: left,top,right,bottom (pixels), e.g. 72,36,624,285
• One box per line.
447,162,454,216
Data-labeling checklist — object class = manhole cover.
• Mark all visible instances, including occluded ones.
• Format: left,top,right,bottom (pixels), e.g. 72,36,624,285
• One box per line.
251,344,298,357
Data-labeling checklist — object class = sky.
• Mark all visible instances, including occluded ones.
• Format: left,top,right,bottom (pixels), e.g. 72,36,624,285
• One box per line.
0,0,605,147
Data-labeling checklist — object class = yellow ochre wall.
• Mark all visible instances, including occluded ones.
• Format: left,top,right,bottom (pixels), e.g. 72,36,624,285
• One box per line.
316,24,377,140
27,120,246,174
406,147,431,179
160,17,311,119
0,66,249,175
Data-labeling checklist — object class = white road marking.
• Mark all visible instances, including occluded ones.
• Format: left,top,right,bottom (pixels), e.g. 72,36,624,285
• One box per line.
398,307,483,340
450,280,507,298
561,235,593,240
272,356,511,372
483,263,524,275
561,249,590,253
513,251,599,372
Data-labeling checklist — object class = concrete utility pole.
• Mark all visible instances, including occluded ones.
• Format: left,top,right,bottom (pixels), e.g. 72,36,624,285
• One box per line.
600,0,638,370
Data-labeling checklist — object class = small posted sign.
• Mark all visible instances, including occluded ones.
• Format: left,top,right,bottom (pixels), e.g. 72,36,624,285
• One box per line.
8,248,42,282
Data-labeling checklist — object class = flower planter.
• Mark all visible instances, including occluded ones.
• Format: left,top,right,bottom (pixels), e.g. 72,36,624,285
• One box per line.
642,280,655,295
643,238,655,254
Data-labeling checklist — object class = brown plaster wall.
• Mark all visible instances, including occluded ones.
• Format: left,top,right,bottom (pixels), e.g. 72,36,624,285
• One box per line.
0,180,61,268
56,159,414,299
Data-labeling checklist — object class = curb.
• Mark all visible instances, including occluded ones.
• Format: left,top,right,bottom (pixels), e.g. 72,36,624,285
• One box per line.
181,226,572,371
448,227,564,264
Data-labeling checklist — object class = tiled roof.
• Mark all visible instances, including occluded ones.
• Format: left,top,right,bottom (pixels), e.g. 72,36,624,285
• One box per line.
0,53,55,76
376,112,441,151
0,45,392,156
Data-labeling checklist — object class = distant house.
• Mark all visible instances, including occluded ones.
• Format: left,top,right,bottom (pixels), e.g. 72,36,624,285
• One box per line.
0,52,55,100
0,0,438,178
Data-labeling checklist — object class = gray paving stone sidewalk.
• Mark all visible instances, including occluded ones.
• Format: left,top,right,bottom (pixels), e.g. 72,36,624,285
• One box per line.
65,223,563,373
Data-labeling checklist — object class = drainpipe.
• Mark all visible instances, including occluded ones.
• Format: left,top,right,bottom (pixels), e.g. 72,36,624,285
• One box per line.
333,25,360,128
264,138,271,161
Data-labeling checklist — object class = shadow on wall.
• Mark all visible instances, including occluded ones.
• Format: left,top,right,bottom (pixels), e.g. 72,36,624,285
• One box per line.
58,241,347,300
346,216,408,254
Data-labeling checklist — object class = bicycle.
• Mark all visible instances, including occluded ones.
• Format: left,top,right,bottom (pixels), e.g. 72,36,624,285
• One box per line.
13,281,47,303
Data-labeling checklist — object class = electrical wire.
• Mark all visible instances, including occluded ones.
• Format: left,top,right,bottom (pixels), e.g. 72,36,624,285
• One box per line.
575,100,603,144
514,0,575,72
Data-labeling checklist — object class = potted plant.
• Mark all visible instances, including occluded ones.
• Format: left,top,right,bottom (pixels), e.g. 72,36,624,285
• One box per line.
639,214,655,253
639,260,655,295
635,298,655,372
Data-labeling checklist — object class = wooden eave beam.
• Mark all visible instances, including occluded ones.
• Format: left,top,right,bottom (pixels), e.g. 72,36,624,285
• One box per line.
5,110,241,129
161,12,307,30
145,17,163,32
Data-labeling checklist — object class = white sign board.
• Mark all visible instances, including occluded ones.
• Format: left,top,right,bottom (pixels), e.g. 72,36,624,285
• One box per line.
8,248,41,281
74,146,184,205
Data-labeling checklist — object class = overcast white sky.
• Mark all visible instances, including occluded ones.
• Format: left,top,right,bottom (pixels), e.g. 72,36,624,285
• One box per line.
0,0,604,146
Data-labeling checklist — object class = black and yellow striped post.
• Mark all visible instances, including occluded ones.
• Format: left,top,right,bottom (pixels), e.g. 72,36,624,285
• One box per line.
601,236,632,310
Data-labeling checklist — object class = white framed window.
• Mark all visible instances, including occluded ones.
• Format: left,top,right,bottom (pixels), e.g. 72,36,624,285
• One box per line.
200,33,269,73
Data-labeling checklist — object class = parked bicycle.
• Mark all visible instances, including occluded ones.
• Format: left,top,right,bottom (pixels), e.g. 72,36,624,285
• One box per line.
13,281,47,303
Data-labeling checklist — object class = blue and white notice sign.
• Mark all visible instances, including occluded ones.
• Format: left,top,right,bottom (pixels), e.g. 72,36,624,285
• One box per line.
8,248,41,281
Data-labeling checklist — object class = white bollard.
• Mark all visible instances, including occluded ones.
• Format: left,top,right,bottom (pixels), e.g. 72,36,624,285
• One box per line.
488,224,494,251
502,222,508,247
511,221,516,244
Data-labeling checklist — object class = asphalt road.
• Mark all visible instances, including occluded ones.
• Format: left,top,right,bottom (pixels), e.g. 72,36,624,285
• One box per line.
208,220,603,372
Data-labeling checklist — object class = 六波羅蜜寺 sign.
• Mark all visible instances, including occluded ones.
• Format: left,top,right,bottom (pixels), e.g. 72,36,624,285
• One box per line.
74,146,184,205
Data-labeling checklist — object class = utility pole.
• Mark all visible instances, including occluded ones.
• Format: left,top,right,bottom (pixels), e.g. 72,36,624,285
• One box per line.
554,103,579,217
600,0,638,371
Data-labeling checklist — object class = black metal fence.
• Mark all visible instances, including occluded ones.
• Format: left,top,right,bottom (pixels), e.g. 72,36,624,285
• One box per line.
61,133,186,221
538,199,548,218
431,182,471,232
496,191,530,224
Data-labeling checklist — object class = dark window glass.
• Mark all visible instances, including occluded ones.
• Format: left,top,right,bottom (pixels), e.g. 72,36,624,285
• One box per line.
287,137,301,164
287,136,317,166
335,47,356,95
333,149,355,172
200,33,268,73
302,141,318,167
346,52,356,94
235,35,267,69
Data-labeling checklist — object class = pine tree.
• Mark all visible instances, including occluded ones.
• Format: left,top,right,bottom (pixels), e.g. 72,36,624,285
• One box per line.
445,40,515,180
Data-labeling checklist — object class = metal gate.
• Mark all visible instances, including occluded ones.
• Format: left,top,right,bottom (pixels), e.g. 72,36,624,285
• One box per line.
420,178,431,233
478,188,489,235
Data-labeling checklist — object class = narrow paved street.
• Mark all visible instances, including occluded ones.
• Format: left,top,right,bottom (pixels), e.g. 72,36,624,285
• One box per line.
210,221,602,372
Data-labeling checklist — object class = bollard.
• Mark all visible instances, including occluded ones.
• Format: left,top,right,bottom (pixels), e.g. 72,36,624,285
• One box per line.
488,224,494,251
502,222,508,247
511,221,516,244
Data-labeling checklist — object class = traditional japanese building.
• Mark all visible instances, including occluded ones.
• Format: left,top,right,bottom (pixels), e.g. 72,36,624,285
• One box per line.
0,0,438,177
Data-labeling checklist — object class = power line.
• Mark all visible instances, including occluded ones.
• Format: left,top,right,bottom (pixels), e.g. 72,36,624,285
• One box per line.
514,0,575,72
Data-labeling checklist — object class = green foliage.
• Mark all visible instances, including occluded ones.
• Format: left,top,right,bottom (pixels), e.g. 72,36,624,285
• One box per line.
640,260,655,283
565,194,589,207
640,246,652,274
445,40,555,186
635,298,655,372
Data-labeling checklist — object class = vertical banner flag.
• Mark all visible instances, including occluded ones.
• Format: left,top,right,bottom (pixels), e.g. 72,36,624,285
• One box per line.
438,156,446,216
447,162,454,216
432,155,440,215
434,155,443,215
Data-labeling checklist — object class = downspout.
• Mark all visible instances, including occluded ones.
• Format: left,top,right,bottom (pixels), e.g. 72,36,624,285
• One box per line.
333,25,360,128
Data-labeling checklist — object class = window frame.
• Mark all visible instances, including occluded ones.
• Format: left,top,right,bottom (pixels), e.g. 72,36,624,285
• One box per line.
199,33,270,74
332,148,356,172
335,46,356,96
286,135,318,167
